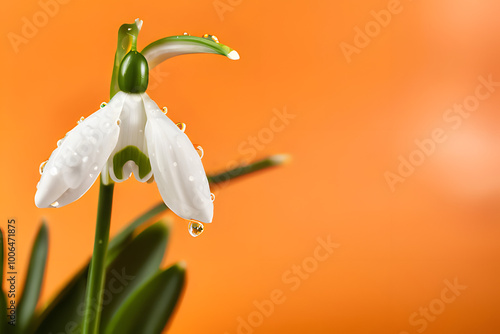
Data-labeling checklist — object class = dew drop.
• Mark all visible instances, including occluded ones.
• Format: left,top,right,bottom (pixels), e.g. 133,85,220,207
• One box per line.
202,34,219,43
162,107,168,114
50,201,59,208
188,175,194,182
183,32,189,35
39,161,48,175
176,122,186,133
117,119,121,126
188,220,204,237
57,139,63,147
100,102,107,108
210,193,215,202
172,161,178,167
196,145,204,159
77,116,85,124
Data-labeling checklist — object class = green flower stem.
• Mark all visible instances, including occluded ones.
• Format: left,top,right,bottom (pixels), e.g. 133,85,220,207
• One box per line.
82,180,114,334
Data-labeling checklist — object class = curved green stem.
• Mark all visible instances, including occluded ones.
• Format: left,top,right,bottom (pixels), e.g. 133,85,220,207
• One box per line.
82,180,114,334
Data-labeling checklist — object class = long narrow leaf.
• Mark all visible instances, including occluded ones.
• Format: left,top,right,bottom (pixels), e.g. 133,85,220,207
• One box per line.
104,263,186,334
17,222,48,333
0,229,7,332
34,221,169,333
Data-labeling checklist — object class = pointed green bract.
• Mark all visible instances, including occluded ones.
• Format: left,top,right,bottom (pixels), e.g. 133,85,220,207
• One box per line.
110,20,142,98
141,35,239,69
17,222,48,333
104,263,186,334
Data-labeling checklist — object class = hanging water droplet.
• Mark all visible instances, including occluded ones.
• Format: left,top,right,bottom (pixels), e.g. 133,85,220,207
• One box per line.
210,193,216,202
183,32,189,35
196,145,204,159
100,102,107,108
39,161,48,175
188,220,204,237
176,122,186,133
77,116,85,124
162,107,168,114
57,139,63,147
202,33,209,38
50,201,59,208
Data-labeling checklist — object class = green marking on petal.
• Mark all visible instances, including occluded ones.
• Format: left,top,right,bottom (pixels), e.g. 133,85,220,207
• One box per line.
113,145,151,180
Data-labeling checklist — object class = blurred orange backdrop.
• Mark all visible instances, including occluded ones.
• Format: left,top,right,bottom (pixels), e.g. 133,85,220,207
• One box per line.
2,0,500,333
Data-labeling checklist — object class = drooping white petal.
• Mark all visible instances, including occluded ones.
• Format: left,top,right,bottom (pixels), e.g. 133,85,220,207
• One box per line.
107,93,153,183
35,92,126,208
142,93,213,223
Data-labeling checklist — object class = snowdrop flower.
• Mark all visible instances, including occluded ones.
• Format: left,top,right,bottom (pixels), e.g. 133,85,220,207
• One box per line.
35,21,239,224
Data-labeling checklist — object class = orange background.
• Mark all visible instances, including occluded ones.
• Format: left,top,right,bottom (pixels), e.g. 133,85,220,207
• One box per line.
2,0,500,333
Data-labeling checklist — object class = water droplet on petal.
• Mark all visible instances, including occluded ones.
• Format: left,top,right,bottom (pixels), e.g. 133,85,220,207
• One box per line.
210,193,215,202
39,161,48,175
196,145,204,159
100,102,107,108
116,119,121,126
50,167,58,176
57,139,64,147
188,220,204,237
77,116,85,124
162,107,168,114
183,32,189,35
172,162,178,167
50,201,59,208
188,175,194,182
176,122,186,133
202,34,219,43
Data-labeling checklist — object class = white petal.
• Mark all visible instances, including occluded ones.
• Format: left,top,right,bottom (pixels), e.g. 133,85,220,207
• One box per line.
35,92,126,208
107,93,152,183
142,93,213,223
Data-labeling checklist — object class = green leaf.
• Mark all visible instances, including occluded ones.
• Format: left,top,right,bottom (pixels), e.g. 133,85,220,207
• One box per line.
104,263,186,334
34,221,169,333
107,202,167,263
17,222,48,333
0,228,7,332
207,154,290,185
98,222,168,331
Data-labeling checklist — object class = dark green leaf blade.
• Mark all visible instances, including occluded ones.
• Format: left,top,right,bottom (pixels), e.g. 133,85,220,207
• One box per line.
17,222,48,333
0,228,7,332
99,222,168,331
104,263,186,334
34,221,169,333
